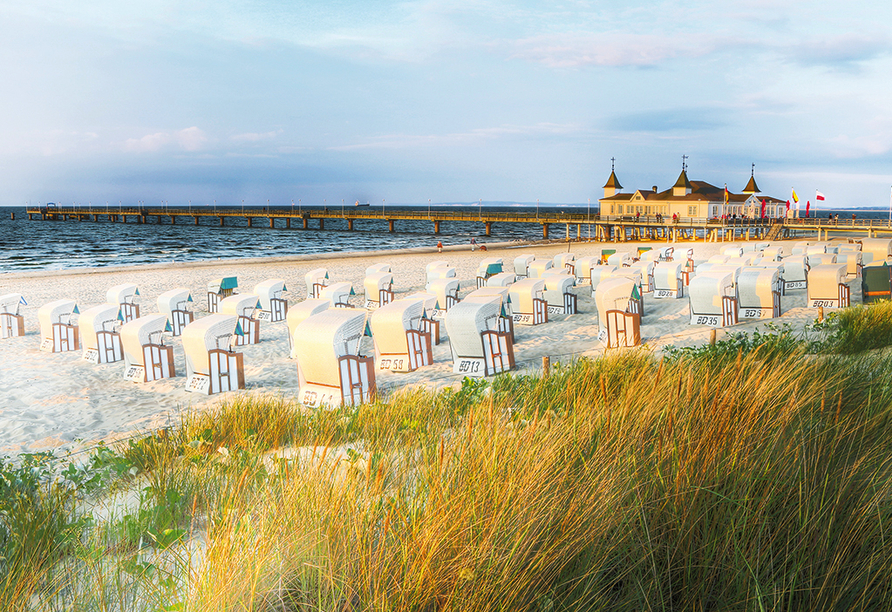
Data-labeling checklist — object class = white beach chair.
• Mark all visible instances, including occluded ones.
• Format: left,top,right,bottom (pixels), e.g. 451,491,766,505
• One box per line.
363,272,394,310
485,272,516,288
107,283,140,323
553,253,576,275
444,295,514,377
157,288,194,336
836,251,863,280
781,256,809,291
426,278,461,316
688,272,738,327
402,291,441,344
722,246,744,258
726,254,758,267
513,254,535,278
594,277,641,348
476,258,504,288
807,264,851,309
286,298,331,358
425,261,454,284
366,263,392,275
761,246,784,261
319,281,355,308
508,278,548,325
590,265,618,294
120,314,175,382
79,304,123,364
656,246,675,262
860,238,892,264
543,275,577,315
737,269,782,320
707,255,730,265
220,294,262,345
207,277,238,313
791,241,811,256
0,293,27,339
304,268,329,299
862,262,892,302
465,287,515,340
755,242,771,253
807,244,829,256
370,298,433,372
808,253,837,268
527,259,553,279
253,279,289,322
652,262,684,298
38,299,79,353
293,309,375,408
574,256,599,286
627,261,655,293
183,314,245,395
606,252,633,268
740,244,757,253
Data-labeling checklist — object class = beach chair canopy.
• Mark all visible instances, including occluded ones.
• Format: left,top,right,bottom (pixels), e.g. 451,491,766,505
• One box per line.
207,277,238,294
370,298,424,355
528,259,553,278
807,253,837,267
286,298,331,357
304,268,329,295
808,264,848,298
320,282,355,306
761,246,784,261
836,251,862,275
403,291,438,317
220,293,261,318
755,242,771,253
466,286,511,312
594,277,637,326
366,263,391,275
426,266,456,285
293,309,367,388
253,279,288,311
427,278,461,309
79,304,120,345
0,293,26,316
38,299,78,333
606,252,632,267
574,256,599,282
486,272,516,287
182,314,239,376
806,245,828,256
689,272,736,316
476,258,503,277
737,269,780,310
836,243,861,253
426,260,450,274
444,295,501,359
107,283,139,305
726,254,758,266
543,276,575,305
707,255,730,265
157,288,192,318
653,262,682,290
590,265,618,292
541,269,571,278
364,272,394,297
860,238,892,264
781,256,809,283
508,278,546,312
513,254,535,276
741,244,757,253
553,253,575,269
722,247,744,258
120,314,168,367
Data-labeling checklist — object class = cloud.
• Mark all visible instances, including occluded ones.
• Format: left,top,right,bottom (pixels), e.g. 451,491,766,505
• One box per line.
786,33,891,70
610,108,730,133
328,123,581,151
123,127,207,152
231,130,280,142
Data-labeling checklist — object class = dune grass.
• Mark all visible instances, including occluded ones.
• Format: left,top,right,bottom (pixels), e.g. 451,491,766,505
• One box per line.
5,333,892,609
815,299,892,354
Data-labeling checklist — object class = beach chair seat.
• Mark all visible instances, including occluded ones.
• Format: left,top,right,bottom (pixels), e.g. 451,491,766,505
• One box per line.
220,294,262,345
320,281,355,309
426,278,461,316
0,293,26,339
652,262,684,298
573,256,599,285
444,296,514,377
426,261,454,284
253,279,289,322
508,278,548,325
293,309,375,407
594,277,641,348
543,275,577,315
79,303,123,364
121,314,175,382
807,264,850,309
183,314,245,394
737,269,782,320
370,298,433,372
364,272,394,310
513,254,535,277
157,288,194,336
107,283,140,323
689,272,738,327
862,263,892,303
304,269,329,299
476,258,503,287
38,299,79,352
553,253,576,275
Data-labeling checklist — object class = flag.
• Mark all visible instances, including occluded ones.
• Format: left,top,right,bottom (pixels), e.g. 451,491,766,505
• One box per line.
760,199,766,218
724,184,729,205
786,199,790,211
816,190,825,201
806,200,811,217
792,189,799,204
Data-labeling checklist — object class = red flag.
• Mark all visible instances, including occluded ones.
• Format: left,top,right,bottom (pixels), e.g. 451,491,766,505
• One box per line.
786,199,790,211
760,199,766,218
806,200,811,217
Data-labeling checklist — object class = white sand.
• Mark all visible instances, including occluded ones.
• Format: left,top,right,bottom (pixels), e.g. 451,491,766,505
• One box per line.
0,239,837,456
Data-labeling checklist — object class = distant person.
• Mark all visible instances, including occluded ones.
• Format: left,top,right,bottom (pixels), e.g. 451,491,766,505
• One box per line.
470,237,477,251
852,213,856,221
437,240,443,253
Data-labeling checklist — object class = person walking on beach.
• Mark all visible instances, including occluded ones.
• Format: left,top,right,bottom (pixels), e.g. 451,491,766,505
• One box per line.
470,237,477,251
437,240,443,253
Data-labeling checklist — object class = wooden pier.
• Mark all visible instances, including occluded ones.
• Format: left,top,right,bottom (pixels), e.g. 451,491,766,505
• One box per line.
23,205,892,242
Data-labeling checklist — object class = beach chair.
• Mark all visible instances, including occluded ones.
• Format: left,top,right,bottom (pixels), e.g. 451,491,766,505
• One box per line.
286,298,331,357
707,255,730,265
836,251,863,280
807,244,829,255
807,264,851,309
426,261,454,284
38,299,79,353
781,256,809,291
682,249,695,285
600,249,616,264
636,247,652,261
0,293,26,339
305,269,329,299
737,269,782,320
107,283,140,323
688,272,738,327
220,294,262,345
761,246,784,261
253,279,289,322
594,277,641,348
859,238,892,265
465,287,515,340
476,258,504,287
726,254,758,267
553,253,576,275
402,291,441,344
791,242,811,256
606,252,632,268
320,282,355,308
370,298,433,372
807,253,837,268
427,278,461,316
79,304,123,364
444,295,514,377
740,244,757,253
755,242,770,253
366,263,392,275
652,262,684,298
656,246,675,262
627,261,655,293
183,314,245,394
485,272,516,288
121,314,175,382
513,254,535,277
543,275,577,315
862,263,892,303
574,256,599,285
528,259,553,278
207,277,238,313
508,278,548,325
612,268,645,314
293,309,375,407
590,265,618,294
722,246,744,258
363,272,394,310
157,288,194,336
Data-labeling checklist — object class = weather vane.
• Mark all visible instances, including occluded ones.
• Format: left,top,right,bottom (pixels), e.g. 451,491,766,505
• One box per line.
682,154,688,171
751,162,755,177
610,157,615,172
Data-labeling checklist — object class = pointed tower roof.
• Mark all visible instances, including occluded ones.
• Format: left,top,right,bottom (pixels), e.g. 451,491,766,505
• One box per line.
742,164,760,194
603,170,622,190
673,169,692,190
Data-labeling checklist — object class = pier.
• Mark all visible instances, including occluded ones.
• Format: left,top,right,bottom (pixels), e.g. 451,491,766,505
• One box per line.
23,205,892,242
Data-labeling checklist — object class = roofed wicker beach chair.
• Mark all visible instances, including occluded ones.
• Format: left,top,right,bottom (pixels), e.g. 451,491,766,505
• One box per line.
305,268,329,299
286,298,331,357
761,246,784,261
860,238,892,264
79,303,123,364
781,256,809,291
38,299,79,352
476,258,503,288
157,288,194,336
508,277,548,325
600,248,616,264
737,268,782,320
688,272,738,327
755,242,771,253
652,261,684,298
366,263,392,275
220,294,262,345
320,281,356,309
807,252,837,268
553,253,576,275
835,251,863,280
364,271,395,310
183,314,245,395
722,246,744,258
464,287,515,340
574,256,599,286
253,279,289,322
426,278,461,315
513,254,535,277
862,262,892,303
402,291,441,344
444,295,514,377
426,261,454,284
594,277,641,348
528,259,553,278
726,254,758,267
791,242,811,256
0,293,27,339
740,243,757,253
543,275,578,315
590,265,618,294
807,264,851,309
370,298,433,373
293,309,375,407
120,314,175,382
606,251,632,267
627,260,655,293
107,283,140,323
485,272,516,287
207,276,238,313
707,254,730,265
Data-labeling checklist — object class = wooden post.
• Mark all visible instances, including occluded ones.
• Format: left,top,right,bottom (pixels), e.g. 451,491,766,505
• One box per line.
194,216,199,225
542,223,549,239
9,212,13,220
818,306,824,322
269,217,275,229
303,217,309,229
286,218,291,229
247,217,253,228
318,218,324,230
220,216,224,226
485,221,492,236
347,219,354,231
434,220,440,234
709,329,717,346
542,355,550,378
388,219,395,232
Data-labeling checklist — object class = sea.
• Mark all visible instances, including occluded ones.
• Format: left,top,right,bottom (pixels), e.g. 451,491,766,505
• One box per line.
1,204,888,273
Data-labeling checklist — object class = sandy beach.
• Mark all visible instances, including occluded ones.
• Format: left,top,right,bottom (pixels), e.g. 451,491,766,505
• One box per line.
0,239,839,456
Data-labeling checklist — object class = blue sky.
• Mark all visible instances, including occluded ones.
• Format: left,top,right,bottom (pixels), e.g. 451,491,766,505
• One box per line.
2,0,891,208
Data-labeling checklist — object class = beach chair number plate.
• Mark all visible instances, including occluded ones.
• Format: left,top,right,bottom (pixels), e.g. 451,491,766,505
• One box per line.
654,290,678,298
40,338,54,351
740,309,764,319
83,349,99,364
546,306,565,315
300,389,337,408
379,358,406,371
186,374,211,394
125,366,146,382
513,314,535,325
363,300,380,310
691,315,720,326
254,310,271,322
808,299,839,308
454,358,484,375
785,281,806,290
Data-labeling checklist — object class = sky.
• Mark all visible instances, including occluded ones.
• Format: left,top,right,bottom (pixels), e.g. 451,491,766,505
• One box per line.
2,0,891,208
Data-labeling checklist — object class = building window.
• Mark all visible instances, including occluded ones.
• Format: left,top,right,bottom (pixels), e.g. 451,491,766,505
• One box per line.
688,205,697,216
